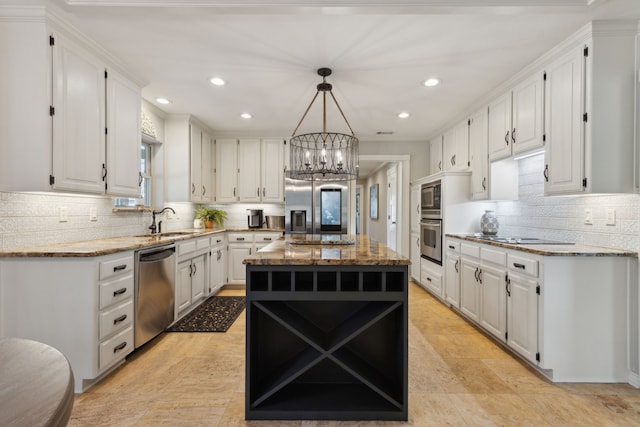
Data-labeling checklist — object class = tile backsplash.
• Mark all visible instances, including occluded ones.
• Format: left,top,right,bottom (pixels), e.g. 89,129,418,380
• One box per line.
0,191,284,251
496,154,640,252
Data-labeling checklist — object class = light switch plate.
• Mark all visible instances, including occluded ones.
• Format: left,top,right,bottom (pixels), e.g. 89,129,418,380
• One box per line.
59,206,68,222
90,207,98,221
584,209,593,225
606,208,616,226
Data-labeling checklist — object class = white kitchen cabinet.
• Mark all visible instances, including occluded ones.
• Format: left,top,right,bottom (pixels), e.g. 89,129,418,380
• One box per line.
469,107,489,200
176,238,209,315
410,184,420,234
410,232,420,282
444,240,460,308
420,258,443,298
488,73,544,162
255,232,282,251
105,68,142,198
429,135,443,174
215,138,239,203
165,116,214,203
544,22,636,195
443,121,469,172
261,139,286,203
227,232,254,285
238,139,262,202
0,251,136,392
209,234,227,294
478,258,506,341
506,258,539,364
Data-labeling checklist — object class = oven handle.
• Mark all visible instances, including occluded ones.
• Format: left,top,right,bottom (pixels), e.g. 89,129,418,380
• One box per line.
420,220,442,227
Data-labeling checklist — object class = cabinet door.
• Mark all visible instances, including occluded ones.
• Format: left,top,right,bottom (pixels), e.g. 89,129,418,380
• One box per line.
469,107,489,200
261,139,285,202
429,135,443,174
512,72,544,155
410,232,421,282
238,139,261,202
488,91,512,161
460,258,480,323
479,263,507,342
191,255,206,302
444,255,460,308
507,273,539,364
442,128,456,172
544,47,585,195
210,246,226,294
201,132,213,203
190,123,203,202
105,68,141,197
453,120,469,171
410,185,420,233
421,259,442,298
51,33,105,194
228,244,251,284
177,261,192,313
215,139,238,202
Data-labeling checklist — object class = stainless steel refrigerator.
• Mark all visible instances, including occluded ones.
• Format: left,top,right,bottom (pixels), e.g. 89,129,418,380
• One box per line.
285,172,348,234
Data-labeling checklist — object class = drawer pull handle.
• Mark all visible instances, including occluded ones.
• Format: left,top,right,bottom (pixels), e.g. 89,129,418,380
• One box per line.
113,288,127,296
113,264,127,272
448,245,455,250
426,277,432,282
216,239,222,243
113,342,127,353
113,314,127,324
513,263,526,270
264,237,271,241
237,237,245,241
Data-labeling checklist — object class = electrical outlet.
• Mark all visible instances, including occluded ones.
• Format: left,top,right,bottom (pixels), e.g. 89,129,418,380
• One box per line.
90,207,98,221
59,206,68,222
606,208,616,226
584,209,593,225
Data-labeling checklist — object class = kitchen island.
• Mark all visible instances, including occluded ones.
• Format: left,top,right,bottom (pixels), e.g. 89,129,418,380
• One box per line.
243,234,410,421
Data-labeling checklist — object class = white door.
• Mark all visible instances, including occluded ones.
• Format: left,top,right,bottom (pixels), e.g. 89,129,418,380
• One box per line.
444,255,460,308
228,244,251,284
176,260,192,313
190,123,203,202
190,255,206,301
261,139,285,202
488,91,512,161
386,166,397,251
469,107,489,200
460,258,480,323
479,263,507,341
507,273,539,363
215,139,238,202
238,139,261,202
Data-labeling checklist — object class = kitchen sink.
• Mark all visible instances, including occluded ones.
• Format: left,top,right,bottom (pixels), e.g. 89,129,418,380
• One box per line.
134,231,200,239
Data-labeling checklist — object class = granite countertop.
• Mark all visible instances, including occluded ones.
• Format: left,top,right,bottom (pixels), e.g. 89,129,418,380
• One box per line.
447,234,637,257
0,227,285,258
243,234,410,266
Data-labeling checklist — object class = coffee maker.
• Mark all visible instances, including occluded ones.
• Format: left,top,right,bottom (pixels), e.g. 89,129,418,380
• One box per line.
247,209,263,229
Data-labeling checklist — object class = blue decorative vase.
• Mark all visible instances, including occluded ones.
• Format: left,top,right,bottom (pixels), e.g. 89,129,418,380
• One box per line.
481,210,499,235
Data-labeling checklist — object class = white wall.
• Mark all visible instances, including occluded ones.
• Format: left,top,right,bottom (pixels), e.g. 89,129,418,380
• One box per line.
496,154,640,251
360,140,428,182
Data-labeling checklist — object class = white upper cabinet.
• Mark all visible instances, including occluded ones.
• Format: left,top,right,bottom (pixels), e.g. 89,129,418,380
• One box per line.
429,135,443,174
215,139,239,203
261,139,285,203
51,32,106,194
544,21,637,195
165,116,214,203
488,72,544,161
443,121,469,172
105,68,142,198
469,107,489,200
238,139,262,202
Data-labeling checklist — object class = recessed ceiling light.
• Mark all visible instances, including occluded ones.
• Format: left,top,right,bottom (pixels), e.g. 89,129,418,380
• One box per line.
423,78,440,87
209,77,226,86
398,112,410,119
156,97,172,105
241,113,252,119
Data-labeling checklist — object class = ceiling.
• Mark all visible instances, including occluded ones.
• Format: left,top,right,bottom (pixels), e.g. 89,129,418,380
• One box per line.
6,1,640,176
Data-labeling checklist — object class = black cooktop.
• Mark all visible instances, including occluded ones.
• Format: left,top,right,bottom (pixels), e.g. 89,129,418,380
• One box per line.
465,235,574,245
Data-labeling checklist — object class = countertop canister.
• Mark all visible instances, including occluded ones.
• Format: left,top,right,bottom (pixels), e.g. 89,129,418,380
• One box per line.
481,210,499,235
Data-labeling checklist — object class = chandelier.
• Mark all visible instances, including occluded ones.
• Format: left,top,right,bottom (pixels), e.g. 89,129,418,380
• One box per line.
290,68,359,181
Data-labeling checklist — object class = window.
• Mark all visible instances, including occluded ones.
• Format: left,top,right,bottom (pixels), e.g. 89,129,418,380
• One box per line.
114,141,152,207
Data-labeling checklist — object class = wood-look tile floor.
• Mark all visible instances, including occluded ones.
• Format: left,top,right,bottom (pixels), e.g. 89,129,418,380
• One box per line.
69,283,640,426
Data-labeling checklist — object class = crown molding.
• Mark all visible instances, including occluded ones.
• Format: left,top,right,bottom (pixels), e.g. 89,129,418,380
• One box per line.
0,6,46,22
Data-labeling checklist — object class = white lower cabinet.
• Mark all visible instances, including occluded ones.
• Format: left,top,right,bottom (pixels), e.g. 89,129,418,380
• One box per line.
443,240,460,308
227,232,254,285
176,238,209,315
506,268,539,364
410,232,421,282
460,255,481,323
420,258,443,298
209,234,227,294
0,251,135,392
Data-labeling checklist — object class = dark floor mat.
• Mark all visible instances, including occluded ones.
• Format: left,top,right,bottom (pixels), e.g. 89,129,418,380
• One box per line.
166,296,245,332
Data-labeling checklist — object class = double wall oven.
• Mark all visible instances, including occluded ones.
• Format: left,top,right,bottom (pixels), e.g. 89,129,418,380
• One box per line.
420,180,442,265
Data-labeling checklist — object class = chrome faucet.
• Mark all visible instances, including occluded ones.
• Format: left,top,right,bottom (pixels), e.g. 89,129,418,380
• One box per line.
149,207,176,234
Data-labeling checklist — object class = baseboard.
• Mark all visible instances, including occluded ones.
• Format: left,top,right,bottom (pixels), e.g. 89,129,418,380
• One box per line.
629,372,640,388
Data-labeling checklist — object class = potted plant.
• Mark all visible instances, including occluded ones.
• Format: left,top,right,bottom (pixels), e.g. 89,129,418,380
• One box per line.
195,207,227,229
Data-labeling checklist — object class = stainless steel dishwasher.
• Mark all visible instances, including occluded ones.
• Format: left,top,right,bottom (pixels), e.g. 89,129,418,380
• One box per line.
134,243,176,348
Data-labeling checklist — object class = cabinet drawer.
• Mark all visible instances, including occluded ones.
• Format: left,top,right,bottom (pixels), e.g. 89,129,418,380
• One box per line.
481,247,507,266
228,233,254,243
210,234,226,246
255,233,281,243
445,240,460,254
99,273,133,309
99,253,134,280
177,240,197,256
196,237,210,251
99,326,134,370
461,243,480,258
99,299,134,340
508,254,539,277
